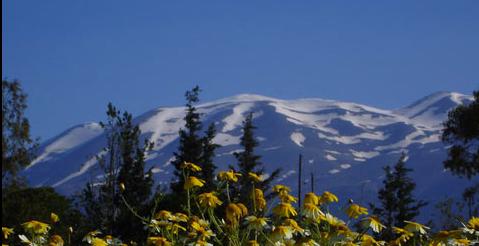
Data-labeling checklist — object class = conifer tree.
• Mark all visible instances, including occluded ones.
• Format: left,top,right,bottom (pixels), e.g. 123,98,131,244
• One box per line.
232,113,281,208
82,103,153,243
442,91,479,179
171,86,218,193
2,79,38,186
372,154,427,240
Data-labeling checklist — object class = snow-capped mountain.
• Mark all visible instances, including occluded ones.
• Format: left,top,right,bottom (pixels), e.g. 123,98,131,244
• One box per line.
23,91,474,219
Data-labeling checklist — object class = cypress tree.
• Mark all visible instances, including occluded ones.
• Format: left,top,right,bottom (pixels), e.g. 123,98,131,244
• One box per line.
232,113,281,208
372,154,427,240
200,123,220,191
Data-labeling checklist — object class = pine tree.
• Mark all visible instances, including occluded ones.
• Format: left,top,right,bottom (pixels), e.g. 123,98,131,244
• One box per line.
171,86,218,193
442,91,479,179
200,123,220,191
372,154,427,240
232,113,281,208
2,79,38,186
171,86,204,193
82,103,153,243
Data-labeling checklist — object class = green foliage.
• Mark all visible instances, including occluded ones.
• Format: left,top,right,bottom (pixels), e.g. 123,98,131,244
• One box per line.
171,86,219,195
81,103,153,243
442,91,479,179
2,186,84,245
372,154,427,240
2,79,38,186
232,113,281,208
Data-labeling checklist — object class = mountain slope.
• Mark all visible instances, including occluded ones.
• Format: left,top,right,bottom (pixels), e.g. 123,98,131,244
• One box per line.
23,92,474,220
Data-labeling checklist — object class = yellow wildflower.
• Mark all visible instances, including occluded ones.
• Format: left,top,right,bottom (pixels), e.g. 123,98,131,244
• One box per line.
256,197,267,211
91,237,108,246
279,193,298,203
184,176,205,190
273,184,291,194
452,238,470,246
147,236,171,246
50,212,60,223
346,203,368,219
319,191,339,204
467,217,479,230
217,170,241,182
361,234,382,246
283,219,304,234
155,210,173,220
247,240,260,246
248,172,263,183
198,192,222,209
245,216,269,230
181,161,202,172
361,216,385,233
273,202,297,218
225,203,246,226
172,212,188,222
49,234,64,246
2,227,13,239
271,226,293,242
303,203,324,220
22,220,50,234
404,220,429,235
304,192,319,205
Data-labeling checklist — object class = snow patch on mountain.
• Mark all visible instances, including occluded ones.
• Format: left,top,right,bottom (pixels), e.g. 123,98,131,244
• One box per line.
290,132,306,147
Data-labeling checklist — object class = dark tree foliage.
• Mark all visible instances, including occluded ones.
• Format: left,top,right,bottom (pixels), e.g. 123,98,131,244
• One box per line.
170,86,219,194
462,183,479,218
2,187,85,245
232,113,281,208
2,79,38,186
372,154,427,240
81,103,153,243
442,91,479,179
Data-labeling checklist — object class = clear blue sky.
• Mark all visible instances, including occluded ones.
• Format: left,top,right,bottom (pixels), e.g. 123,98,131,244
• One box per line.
2,1,478,140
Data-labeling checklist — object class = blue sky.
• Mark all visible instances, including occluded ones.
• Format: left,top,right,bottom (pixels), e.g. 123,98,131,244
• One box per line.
2,1,478,140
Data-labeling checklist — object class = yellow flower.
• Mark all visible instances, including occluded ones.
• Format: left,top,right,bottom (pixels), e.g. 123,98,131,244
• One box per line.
184,176,205,190
361,216,385,233
91,237,108,246
345,203,368,219
404,221,429,235
283,219,304,234
256,197,267,211
198,192,222,208
271,226,293,242
303,203,324,220
244,216,269,230
248,172,263,183
225,203,245,226
147,236,171,246
319,191,338,204
320,213,346,228
361,234,382,246
155,210,173,220
273,202,297,218
217,170,241,182
49,234,64,246
452,238,470,246
279,193,298,203
172,212,188,222
22,220,50,234
50,212,60,223
2,227,13,240
467,217,479,230
181,161,202,172
247,240,260,246
304,192,319,205
273,184,291,194
119,182,126,191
